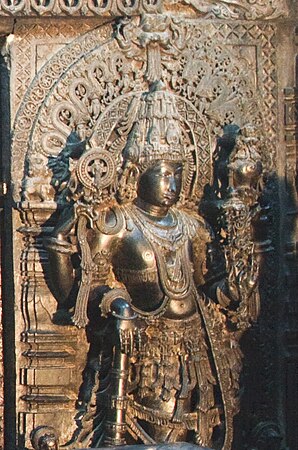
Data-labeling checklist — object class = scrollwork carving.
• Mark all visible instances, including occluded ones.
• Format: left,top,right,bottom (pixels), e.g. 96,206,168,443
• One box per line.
0,0,288,18
178,0,288,20
14,17,276,206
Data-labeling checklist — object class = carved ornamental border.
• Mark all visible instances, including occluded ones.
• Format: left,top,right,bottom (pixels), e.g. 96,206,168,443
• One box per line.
11,20,279,197
0,0,289,19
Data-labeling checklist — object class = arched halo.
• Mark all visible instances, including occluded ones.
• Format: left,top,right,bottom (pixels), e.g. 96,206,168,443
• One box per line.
74,83,212,205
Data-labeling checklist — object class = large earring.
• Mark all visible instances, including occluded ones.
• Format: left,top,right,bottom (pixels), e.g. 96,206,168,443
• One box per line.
118,163,139,203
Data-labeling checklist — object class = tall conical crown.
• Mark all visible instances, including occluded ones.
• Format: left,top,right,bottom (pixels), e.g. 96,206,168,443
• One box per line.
123,81,189,168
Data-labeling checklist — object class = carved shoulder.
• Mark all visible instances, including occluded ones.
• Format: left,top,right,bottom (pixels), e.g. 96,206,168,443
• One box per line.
94,204,126,236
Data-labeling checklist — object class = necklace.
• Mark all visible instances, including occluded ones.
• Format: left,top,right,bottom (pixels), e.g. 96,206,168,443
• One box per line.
125,204,199,299
127,204,189,252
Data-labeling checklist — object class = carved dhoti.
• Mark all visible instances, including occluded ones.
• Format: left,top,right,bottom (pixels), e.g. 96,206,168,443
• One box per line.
126,312,221,446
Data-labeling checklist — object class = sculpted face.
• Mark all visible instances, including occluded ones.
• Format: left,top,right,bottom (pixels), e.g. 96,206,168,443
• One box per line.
137,160,183,209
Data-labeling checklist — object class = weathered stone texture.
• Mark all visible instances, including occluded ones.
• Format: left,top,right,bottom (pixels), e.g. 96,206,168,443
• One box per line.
0,1,296,449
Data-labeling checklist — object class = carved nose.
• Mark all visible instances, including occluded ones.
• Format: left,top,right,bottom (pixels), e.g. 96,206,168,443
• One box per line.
169,176,176,192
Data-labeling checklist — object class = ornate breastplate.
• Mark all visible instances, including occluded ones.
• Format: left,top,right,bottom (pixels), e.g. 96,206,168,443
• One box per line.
124,205,199,300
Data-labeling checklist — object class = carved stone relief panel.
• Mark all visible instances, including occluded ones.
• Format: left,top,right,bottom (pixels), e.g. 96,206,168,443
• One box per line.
12,18,278,199
0,0,289,19
7,20,109,450
11,20,99,120
7,15,283,449
177,0,289,20
0,0,295,447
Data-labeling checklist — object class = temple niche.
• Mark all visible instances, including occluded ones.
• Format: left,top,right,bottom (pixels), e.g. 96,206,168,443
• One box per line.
0,1,297,450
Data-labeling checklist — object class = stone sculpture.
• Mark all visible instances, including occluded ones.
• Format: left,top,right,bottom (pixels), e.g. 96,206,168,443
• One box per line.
45,80,262,450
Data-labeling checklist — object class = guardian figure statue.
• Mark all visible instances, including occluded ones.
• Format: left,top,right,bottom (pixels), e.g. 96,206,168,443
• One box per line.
46,81,262,450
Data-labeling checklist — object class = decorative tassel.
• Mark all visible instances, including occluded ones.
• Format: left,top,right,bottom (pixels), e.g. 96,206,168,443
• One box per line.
72,215,93,328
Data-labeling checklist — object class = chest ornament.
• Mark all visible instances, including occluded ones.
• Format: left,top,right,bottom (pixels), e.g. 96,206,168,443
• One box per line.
123,205,198,299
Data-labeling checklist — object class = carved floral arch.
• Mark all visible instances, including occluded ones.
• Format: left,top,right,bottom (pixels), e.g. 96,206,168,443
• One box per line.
12,15,270,204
